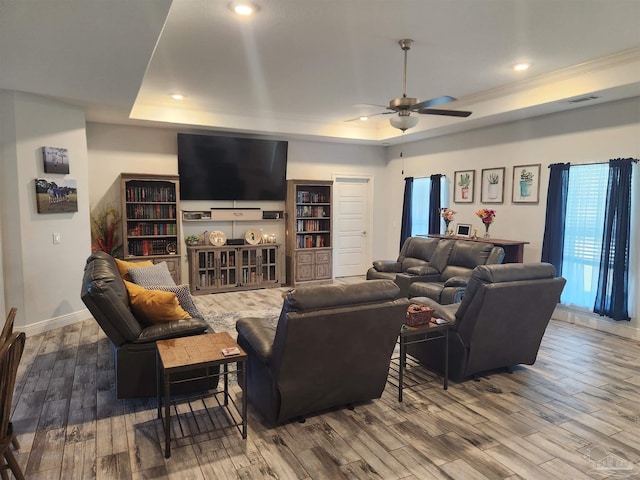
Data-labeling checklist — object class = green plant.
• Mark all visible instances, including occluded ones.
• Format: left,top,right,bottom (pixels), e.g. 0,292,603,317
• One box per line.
185,234,200,245
458,173,470,188
488,173,500,184
520,169,534,182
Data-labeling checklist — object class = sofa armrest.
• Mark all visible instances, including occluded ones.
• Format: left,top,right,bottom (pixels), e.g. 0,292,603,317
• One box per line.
134,318,210,343
406,265,439,276
444,275,469,287
236,318,277,364
434,303,459,325
372,260,401,273
440,286,466,305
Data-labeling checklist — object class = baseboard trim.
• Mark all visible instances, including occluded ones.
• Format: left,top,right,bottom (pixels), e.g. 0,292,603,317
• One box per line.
553,305,640,341
23,308,91,337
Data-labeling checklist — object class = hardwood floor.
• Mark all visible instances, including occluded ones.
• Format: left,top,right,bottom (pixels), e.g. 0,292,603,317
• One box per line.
8,282,640,479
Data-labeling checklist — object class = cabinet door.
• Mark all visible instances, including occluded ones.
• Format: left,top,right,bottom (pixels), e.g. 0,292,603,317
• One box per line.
259,246,279,284
314,250,332,280
218,249,237,287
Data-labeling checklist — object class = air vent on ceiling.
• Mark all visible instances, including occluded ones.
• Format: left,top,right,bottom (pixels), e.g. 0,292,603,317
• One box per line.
565,95,600,104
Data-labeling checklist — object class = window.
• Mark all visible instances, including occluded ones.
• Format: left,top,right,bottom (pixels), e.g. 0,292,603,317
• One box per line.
410,176,448,236
561,163,608,308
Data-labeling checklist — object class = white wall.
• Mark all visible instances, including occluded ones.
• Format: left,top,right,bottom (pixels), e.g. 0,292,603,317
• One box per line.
86,124,389,282
386,97,640,338
0,91,91,334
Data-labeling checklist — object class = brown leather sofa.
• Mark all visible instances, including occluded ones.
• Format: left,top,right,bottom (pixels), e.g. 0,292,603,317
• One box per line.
235,280,409,425
408,263,566,381
367,237,504,301
81,251,214,398
407,239,505,304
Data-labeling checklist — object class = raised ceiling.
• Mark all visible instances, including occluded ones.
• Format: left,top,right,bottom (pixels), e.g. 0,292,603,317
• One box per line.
1,0,639,144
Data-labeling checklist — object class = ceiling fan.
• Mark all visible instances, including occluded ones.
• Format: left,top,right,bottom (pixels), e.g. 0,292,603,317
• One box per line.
349,39,472,132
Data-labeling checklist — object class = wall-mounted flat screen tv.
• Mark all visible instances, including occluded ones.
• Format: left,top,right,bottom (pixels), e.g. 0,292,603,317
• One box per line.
177,133,288,201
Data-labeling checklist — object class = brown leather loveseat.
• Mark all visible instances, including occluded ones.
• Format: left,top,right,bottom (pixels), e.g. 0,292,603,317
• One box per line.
235,280,409,425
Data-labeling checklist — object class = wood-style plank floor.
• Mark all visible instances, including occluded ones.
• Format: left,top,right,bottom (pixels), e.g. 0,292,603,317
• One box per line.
8,281,640,479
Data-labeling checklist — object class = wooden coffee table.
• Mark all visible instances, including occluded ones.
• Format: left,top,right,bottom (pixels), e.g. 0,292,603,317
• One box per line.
156,332,247,458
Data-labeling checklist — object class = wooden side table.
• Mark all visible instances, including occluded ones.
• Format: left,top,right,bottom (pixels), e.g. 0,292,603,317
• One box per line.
156,332,247,458
395,321,450,402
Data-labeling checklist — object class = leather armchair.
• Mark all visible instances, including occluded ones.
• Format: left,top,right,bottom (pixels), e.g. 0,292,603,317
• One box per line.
236,280,409,425
408,263,566,381
81,251,214,398
408,240,505,304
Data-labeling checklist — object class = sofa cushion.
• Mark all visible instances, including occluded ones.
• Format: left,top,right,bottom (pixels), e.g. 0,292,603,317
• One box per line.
124,280,190,325
143,284,202,319
426,240,455,273
114,258,154,281
128,261,176,287
448,242,494,269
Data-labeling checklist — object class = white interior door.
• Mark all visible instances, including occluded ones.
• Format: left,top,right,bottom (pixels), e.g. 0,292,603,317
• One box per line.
333,176,372,277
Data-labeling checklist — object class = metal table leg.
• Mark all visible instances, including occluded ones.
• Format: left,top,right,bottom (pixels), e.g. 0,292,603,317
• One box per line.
398,335,405,402
164,371,171,458
239,359,247,438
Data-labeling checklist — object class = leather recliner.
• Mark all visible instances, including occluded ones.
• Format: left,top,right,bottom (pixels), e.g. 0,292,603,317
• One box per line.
81,251,214,398
408,240,505,304
235,280,410,425
408,263,566,381
366,237,441,296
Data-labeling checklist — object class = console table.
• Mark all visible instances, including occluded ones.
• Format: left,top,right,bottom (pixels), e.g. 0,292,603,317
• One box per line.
426,234,529,263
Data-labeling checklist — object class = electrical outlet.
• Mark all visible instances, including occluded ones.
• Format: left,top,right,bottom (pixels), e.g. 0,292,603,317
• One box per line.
52,233,61,244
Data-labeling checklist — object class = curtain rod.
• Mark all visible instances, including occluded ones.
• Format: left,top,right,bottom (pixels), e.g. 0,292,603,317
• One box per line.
549,158,638,167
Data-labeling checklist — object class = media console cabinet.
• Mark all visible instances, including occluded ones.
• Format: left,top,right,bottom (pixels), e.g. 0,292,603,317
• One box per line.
187,244,281,295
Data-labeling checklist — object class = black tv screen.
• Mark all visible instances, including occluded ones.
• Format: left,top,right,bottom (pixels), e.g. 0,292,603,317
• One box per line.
177,133,288,201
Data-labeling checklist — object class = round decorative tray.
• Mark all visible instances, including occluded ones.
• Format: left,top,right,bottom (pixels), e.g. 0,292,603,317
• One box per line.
209,230,227,246
244,229,260,245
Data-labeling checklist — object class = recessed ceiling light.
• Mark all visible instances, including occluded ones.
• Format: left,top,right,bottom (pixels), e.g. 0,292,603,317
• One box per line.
231,2,257,15
359,116,368,121
513,63,530,72
171,94,184,100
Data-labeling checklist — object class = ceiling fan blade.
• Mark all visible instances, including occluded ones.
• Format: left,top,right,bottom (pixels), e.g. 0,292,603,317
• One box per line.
353,103,388,109
412,95,457,110
417,108,472,117
344,111,394,122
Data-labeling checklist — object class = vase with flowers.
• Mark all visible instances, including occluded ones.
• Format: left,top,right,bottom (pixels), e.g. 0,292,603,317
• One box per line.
475,208,496,238
440,207,456,235
91,204,122,257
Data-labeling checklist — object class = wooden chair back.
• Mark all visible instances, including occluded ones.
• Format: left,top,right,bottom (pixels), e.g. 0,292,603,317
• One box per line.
0,308,17,345
0,331,26,480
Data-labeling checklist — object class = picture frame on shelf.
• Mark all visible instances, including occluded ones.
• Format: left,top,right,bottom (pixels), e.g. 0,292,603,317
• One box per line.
453,170,475,203
481,167,505,204
512,164,541,203
455,223,472,237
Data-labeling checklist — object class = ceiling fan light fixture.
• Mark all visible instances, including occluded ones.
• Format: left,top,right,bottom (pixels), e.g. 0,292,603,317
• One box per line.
513,63,530,72
390,114,418,132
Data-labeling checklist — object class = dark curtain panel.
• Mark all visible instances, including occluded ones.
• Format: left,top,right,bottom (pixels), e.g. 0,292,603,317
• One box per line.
594,158,634,321
541,163,570,275
400,177,413,251
428,174,443,234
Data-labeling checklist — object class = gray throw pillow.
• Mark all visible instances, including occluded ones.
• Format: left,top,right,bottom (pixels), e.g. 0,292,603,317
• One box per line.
128,261,176,287
145,284,202,319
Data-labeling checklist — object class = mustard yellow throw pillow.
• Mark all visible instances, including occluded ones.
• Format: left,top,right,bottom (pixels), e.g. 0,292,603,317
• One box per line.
124,280,190,325
115,258,154,281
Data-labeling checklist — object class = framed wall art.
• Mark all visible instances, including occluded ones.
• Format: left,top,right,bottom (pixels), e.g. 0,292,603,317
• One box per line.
42,146,70,174
453,170,475,203
480,167,505,204
35,178,78,214
512,164,541,203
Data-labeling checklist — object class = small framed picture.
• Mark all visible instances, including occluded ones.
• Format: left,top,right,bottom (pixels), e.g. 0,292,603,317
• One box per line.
455,223,472,237
512,164,541,203
481,167,505,204
42,146,70,174
453,170,475,203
